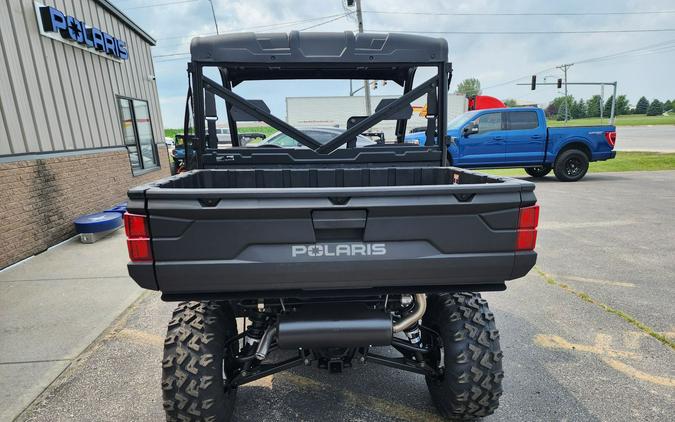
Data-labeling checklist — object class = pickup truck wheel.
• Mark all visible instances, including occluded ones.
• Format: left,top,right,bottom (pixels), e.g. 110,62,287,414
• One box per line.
554,149,589,182
162,301,239,422
524,166,551,178
423,293,503,420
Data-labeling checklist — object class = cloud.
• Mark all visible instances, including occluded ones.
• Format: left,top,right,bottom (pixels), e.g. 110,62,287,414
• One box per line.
117,0,675,127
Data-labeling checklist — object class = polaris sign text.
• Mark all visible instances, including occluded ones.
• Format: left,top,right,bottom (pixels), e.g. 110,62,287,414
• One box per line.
35,2,128,61
292,243,387,258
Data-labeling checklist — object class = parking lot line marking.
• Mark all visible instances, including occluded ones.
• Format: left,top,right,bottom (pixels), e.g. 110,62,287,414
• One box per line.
602,358,675,387
535,334,675,387
535,267,675,350
534,334,637,359
282,373,445,422
562,275,635,288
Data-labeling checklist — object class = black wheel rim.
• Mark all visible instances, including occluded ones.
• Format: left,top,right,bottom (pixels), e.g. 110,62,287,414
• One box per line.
565,157,583,177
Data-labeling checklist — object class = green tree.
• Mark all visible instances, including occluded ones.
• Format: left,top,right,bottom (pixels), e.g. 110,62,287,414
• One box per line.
604,95,630,116
503,98,517,107
552,95,574,120
616,95,630,115
586,95,603,118
544,103,557,117
455,78,482,97
635,96,649,114
646,99,664,116
664,100,673,112
571,99,587,119
603,96,614,117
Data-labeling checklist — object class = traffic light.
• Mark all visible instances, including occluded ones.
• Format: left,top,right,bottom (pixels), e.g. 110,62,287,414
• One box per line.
346,0,355,6
557,78,563,89
531,75,536,90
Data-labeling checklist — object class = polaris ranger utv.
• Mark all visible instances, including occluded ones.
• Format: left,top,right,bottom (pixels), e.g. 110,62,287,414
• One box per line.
124,31,539,421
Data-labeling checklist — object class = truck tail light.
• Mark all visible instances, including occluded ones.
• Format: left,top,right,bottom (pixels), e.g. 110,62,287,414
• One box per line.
123,213,152,262
516,205,539,251
604,131,616,148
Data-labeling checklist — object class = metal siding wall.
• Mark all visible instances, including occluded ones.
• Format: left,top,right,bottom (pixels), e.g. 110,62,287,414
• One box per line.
0,87,10,155
23,0,68,151
0,0,37,153
0,0,164,156
42,0,79,150
85,0,119,147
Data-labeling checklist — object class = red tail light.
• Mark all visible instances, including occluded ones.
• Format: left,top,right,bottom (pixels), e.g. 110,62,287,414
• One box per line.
516,205,539,251
604,131,616,148
126,238,153,261
123,213,152,262
124,213,149,238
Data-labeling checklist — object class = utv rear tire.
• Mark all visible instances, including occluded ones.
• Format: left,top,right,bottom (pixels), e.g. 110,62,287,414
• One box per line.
525,166,551,178
423,293,504,420
162,301,239,422
554,149,589,182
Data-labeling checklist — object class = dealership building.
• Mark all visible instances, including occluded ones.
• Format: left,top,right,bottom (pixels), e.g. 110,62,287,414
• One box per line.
0,0,170,269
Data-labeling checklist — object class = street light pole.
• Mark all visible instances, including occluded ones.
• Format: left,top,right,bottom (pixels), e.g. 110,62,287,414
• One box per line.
208,0,219,35
355,0,372,115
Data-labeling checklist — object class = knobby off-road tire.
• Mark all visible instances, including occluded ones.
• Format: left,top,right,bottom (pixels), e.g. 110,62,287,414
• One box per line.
423,293,504,420
553,149,589,182
525,166,552,178
162,301,239,422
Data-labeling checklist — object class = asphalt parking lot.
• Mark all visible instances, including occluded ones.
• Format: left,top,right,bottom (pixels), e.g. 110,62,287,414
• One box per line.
16,170,675,422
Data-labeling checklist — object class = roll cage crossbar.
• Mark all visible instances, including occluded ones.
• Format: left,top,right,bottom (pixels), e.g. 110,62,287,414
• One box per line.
183,31,451,169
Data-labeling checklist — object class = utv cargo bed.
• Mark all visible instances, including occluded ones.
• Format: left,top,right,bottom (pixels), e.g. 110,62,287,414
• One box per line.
127,166,536,298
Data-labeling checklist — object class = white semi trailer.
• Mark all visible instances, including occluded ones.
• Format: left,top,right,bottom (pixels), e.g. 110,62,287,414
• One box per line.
286,94,467,141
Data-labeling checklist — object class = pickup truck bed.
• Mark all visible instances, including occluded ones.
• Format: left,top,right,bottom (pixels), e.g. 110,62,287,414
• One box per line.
127,166,537,299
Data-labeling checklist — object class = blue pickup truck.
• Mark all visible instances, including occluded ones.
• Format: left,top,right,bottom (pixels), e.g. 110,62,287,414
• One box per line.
406,107,616,181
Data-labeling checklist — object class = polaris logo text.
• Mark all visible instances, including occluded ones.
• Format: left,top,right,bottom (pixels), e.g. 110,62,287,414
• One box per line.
291,243,386,257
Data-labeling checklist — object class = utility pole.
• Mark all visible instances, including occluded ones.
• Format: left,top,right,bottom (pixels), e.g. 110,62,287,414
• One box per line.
354,0,372,115
556,63,573,125
208,0,220,35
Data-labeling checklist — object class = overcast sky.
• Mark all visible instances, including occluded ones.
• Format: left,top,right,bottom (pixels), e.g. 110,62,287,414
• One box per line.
111,0,675,128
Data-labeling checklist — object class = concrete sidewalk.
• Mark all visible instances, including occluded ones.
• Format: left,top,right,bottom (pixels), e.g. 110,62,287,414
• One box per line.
0,230,142,422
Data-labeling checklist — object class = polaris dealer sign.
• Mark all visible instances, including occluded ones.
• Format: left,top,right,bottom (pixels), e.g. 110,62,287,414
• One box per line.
34,2,128,61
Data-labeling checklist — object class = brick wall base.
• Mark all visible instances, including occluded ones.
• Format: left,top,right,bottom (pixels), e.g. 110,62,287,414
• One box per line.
0,146,171,269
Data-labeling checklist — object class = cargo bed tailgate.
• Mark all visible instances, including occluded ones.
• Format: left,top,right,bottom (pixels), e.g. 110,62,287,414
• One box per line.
127,168,537,296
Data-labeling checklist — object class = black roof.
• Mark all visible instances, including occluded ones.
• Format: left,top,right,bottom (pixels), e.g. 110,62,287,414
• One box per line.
190,31,448,65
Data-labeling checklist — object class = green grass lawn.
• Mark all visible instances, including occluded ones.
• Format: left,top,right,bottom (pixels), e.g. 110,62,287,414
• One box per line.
481,152,675,177
547,114,675,127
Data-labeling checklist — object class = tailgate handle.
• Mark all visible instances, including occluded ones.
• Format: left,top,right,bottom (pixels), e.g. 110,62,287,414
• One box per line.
312,210,367,230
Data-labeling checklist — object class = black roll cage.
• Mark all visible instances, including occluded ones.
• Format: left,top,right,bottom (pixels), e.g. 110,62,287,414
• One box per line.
184,56,451,170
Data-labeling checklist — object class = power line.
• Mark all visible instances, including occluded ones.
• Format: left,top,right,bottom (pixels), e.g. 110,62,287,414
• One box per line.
153,12,348,42
153,12,353,60
298,12,353,31
483,38,675,90
363,9,675,16
125,0,199,10
368,28,675,35
152,52,191,58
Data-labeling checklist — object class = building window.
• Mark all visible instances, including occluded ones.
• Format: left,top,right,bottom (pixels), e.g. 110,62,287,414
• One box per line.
117,97,158,174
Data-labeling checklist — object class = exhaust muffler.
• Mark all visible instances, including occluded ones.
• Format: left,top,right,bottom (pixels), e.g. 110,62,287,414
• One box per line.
277,303,392,349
